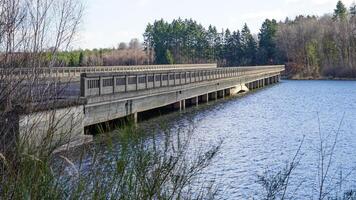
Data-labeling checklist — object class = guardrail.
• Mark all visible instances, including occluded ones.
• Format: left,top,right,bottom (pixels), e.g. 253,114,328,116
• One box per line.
80,65,285,97
0,64,217,78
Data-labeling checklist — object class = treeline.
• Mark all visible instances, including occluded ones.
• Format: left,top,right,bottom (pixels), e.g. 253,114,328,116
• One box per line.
53,39,151,67
143,1,356,78
144,19,280,67
276,1,356,78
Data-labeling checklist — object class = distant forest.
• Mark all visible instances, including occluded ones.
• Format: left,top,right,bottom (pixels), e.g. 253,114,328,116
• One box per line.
61,0,356,79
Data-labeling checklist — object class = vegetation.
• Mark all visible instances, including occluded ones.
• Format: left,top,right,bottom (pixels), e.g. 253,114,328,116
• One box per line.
143,19,264,66
276,1,356,78
0,123,221,199
50,39,152,67
143,1,356,78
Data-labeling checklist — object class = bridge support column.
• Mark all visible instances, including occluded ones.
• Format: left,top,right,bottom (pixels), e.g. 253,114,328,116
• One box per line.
201,94,209,103
129,112,138,124
173,101,182,110
193,97,198,106
182,100,186,110
134,112,138,124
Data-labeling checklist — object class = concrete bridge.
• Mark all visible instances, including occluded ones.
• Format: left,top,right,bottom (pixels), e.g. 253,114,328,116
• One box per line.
81,65,284,126
13,64,284,148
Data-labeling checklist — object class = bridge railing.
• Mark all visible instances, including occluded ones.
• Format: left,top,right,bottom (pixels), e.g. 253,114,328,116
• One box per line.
0,63,217,78
80,65,285,97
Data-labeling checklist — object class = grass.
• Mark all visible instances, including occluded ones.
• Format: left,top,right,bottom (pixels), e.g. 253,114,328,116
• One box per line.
0,121,222,200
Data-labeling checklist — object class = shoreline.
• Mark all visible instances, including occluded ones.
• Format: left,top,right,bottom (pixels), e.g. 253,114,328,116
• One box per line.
282,77,356,81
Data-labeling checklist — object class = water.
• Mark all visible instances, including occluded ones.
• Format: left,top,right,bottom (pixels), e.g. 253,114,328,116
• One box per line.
94,80,356,199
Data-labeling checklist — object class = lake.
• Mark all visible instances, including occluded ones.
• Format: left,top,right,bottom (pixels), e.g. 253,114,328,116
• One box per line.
88,80,356,199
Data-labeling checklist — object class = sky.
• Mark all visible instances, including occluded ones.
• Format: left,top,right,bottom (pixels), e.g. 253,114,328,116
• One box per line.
76,0,355,49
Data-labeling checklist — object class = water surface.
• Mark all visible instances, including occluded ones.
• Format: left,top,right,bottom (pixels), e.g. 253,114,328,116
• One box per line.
100,80,356,198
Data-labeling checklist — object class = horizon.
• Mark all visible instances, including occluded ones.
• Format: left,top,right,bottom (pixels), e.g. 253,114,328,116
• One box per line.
76,0,355,50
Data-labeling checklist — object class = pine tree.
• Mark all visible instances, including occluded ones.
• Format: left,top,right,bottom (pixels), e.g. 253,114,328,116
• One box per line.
206,25,218,61
333,1,347,20
258,19,278,65
223,29,232,66
240,24,257,66
78,51,84,66
231,31,242,66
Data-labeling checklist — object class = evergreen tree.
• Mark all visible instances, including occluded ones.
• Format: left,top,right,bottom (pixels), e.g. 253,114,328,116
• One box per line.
206,25,218,61
224,29,243,66
333,1,347,20
231,31,243,66
240,24,257,66
78,51,84,66
146,20,170,64
258,19,278,65
224,29,233,66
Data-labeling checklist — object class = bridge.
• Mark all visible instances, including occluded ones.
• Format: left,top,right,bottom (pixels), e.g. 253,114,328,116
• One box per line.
11,64,284,148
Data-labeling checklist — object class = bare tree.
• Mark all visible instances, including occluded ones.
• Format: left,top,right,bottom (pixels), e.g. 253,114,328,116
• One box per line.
0,0,84,172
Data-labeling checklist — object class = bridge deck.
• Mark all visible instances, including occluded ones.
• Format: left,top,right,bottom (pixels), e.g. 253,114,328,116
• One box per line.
80,66,284,98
